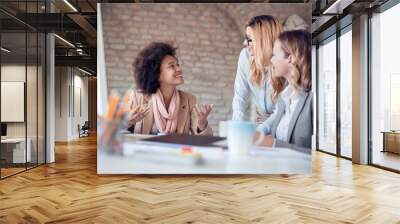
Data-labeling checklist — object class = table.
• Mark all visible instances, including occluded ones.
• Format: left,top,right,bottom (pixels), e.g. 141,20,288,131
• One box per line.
381,131,400,154
97,134,311,174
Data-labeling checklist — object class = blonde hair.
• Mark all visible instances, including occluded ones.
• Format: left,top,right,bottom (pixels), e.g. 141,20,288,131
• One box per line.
246,15,283,87
271,30,311,101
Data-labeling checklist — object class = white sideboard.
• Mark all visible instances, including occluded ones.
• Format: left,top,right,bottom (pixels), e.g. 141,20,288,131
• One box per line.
1,138,32,163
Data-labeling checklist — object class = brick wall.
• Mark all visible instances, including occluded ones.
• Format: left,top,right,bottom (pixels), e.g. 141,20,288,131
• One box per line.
101,3,310,132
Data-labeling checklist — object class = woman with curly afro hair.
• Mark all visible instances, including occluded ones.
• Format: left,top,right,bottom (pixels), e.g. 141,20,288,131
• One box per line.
126,42,213,135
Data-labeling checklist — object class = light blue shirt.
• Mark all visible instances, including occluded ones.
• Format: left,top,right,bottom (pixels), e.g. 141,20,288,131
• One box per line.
232,48,274,121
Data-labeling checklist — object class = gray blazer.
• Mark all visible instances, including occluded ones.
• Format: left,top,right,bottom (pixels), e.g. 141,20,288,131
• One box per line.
257,90,313,153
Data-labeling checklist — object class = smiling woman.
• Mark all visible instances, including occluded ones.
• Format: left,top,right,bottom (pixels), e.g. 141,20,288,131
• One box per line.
232,15,283,124
256,30,312,151
125,42,214,136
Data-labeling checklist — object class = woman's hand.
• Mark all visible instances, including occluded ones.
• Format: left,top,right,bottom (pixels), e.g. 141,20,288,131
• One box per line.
195,104,213,131
126,105,149,128
261,135,275,147
253,131,275,147
255,109,270,125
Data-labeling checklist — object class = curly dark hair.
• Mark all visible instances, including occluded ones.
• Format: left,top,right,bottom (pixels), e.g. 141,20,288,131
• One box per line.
133,42,177,94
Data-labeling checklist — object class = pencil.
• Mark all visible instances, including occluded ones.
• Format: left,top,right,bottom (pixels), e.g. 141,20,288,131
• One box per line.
105,91,120,121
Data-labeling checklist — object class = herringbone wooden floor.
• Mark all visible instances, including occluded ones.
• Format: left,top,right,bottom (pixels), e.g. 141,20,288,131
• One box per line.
1,135,400,224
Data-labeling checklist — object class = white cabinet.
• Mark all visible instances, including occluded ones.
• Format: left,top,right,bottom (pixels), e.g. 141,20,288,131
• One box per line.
1,138,32,163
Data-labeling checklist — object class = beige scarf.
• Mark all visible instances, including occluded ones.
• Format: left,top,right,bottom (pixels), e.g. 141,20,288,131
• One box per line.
152,89,180,134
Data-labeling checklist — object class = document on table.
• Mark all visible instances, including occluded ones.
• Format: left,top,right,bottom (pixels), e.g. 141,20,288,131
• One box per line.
122,142,225,164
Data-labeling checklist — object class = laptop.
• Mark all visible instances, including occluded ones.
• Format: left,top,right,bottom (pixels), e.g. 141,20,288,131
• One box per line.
136,134,227,149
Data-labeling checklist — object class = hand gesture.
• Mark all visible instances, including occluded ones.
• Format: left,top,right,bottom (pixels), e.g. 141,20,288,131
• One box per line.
126,104,149,128
194,104,213,131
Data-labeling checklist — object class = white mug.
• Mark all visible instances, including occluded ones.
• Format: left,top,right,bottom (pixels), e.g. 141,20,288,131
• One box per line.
227,121,257,157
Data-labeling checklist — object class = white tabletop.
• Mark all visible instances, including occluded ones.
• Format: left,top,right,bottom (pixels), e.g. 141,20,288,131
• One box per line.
98,135,311,174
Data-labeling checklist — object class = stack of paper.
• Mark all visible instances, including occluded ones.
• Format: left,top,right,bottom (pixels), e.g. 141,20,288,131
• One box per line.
123,142,225,165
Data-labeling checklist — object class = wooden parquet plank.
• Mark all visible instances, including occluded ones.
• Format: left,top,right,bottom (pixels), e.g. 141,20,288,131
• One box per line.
0,135,400,223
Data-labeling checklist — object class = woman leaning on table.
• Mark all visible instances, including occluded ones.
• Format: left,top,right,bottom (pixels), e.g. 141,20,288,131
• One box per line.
125,42,213,135
255,29,313,152
232,15,283,124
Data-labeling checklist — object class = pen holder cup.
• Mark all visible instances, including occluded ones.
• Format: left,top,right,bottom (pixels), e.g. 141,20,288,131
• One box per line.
97,116,126,155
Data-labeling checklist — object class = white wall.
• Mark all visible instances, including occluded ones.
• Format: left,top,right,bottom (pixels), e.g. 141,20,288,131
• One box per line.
55,67,89,141
1,66,26,138
55,67,69,141
1,63,46,164
71,73,89,138
1,65,39,138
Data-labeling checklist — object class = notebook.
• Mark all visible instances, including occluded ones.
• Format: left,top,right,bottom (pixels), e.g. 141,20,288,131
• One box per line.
136,134,227,149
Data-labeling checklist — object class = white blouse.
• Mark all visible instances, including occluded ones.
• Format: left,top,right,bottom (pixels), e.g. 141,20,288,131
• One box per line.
275,86,300,142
